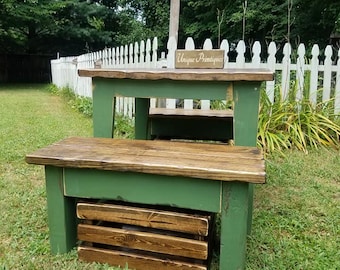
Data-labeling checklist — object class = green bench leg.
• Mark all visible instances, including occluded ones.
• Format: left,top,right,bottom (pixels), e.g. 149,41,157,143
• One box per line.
135,97,150,140
45,166,77,254
220,182,249,270
92,83,116,138
233,82,262,236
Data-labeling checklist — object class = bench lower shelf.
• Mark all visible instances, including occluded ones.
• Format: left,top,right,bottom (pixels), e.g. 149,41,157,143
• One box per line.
77,201,213,270
78,246,208,270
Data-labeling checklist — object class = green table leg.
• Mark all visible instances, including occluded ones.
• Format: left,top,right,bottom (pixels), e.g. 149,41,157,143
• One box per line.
45,166,77,254
135,98,150,140
92,81,115,138
220,181,249,270
233,82,261,235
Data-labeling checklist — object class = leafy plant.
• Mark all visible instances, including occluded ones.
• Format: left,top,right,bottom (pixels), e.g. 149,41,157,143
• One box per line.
258,83,340,154
48,84,93,117
68,97,93,117
114,113,134,139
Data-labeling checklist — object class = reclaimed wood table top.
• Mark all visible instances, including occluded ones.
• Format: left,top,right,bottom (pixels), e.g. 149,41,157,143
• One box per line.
26,137,265,183
78,68,274,82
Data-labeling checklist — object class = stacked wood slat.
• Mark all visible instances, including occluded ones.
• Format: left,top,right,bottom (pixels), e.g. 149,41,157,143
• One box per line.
77,202,213,270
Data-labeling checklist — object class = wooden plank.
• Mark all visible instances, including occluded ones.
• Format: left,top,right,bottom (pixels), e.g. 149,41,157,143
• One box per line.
149,108,233,118
78,246,207,270
78,224,208,260
78,68,274,82
175,50,224,69
26,137,266,183
77,203,210,236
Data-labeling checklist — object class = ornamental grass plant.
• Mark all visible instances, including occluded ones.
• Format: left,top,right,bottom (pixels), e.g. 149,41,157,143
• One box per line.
257,82,340,154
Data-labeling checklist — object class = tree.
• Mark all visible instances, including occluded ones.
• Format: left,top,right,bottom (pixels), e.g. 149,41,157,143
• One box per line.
1,0,339,55
118,0,170,48
179,0,339,49
0,0,136,55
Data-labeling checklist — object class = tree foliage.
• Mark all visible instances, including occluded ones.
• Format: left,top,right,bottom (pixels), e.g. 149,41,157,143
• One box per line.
0,0,339,55
0,0,131,55
180,0,340,48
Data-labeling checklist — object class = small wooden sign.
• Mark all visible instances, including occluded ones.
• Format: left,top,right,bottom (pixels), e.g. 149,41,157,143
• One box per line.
175,50,224,69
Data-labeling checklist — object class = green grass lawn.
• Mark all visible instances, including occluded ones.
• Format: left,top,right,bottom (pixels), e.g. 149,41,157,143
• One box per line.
0,85,339,269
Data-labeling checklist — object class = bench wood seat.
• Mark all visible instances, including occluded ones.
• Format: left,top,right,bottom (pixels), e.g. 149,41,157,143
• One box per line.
26,137,265,184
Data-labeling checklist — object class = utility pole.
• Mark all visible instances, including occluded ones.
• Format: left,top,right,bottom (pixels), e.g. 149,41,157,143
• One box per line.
169,0,180,42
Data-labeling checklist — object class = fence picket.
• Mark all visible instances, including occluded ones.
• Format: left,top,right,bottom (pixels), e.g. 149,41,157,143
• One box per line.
203,39,213,50
251,41,261,67
281,43,292,100
323,45,333,102
266,42,277,103
145,39,151,67
140,40,145,68
236,40,246,68
310,44,319,105
185,37,195,50
152,37,158,68
335,49,340,114
220,39,229,68
296,43,306,101
129,43,134,65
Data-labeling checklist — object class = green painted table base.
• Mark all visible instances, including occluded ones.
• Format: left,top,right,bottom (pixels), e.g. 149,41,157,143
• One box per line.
45,166,250,270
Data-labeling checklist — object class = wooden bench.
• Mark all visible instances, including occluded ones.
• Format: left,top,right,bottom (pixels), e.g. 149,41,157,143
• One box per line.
149,108,233,141
26,137,265,270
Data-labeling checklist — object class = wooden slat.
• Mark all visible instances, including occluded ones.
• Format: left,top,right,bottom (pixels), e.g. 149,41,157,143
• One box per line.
78,224,208,260
78,68,274,82
149,108,234,118
78,246,207,270
77,202,210,236
26,137,266,183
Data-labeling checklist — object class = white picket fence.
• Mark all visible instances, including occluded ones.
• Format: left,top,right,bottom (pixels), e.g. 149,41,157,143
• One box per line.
51,36,340,117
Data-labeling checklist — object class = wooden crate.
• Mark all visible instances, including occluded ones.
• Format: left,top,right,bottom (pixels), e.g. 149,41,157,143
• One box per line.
77,202,213,270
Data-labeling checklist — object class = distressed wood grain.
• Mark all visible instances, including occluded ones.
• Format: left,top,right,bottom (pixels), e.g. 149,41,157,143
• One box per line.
26,137,266,183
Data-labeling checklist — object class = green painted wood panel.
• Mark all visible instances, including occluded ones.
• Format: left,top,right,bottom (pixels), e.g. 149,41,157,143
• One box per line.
233,82,262,235
95,78,230,100
135,98,150,139
45,166,77,254
63,168,222,212
233,82,261,147
219,181,249,270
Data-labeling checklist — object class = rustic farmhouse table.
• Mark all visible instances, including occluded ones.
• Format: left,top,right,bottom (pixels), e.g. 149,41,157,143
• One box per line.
78,68,273,145
26,68,273,270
